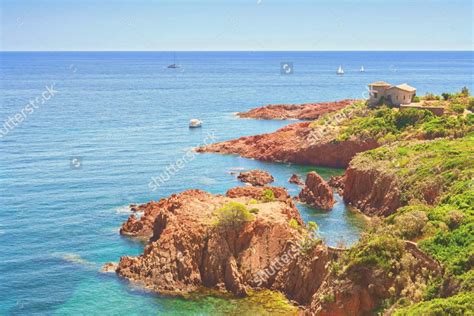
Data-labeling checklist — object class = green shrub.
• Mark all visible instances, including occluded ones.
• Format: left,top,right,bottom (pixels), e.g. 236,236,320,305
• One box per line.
467,98,474,111
394,108,433,130
449,103,465,114
393,210,428,239
248,199,259,205
319,293,335,303
300,221,321,255
344,233,405,272
261,189,276,202
424,93,440,101
441,93,452,101
461,86,470,97
419,222,474,276
249,208,259,214
289,218,299,229
215,201,254,228
412,95,421,102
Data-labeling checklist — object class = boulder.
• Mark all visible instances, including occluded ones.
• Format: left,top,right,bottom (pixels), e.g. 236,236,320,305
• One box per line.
237,169,274,186
298,172,335,210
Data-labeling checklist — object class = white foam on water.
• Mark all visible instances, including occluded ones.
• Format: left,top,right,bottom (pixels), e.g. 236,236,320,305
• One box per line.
115,205,132,214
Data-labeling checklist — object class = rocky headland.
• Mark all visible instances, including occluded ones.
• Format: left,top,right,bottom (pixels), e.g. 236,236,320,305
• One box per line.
113,92,473,314
237,99,356,120
196,120,378,168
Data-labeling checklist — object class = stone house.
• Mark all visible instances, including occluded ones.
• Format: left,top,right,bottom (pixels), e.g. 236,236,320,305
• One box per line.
368,81,416,106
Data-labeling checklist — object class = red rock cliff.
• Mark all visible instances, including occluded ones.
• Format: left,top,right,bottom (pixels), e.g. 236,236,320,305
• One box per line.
116,187,308,297
197,121,378,169
237,99,357,120
343,165,402,216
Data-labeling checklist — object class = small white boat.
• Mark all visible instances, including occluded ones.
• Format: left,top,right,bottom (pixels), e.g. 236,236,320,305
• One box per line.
336,65,344,75
189,119,202,128
360,66,365,72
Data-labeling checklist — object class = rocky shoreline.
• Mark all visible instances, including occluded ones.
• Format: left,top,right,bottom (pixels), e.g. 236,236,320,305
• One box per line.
237,99,356,120
110,95,473,315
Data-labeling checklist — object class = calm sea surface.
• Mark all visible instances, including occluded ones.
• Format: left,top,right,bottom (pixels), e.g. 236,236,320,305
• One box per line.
1,51,472,315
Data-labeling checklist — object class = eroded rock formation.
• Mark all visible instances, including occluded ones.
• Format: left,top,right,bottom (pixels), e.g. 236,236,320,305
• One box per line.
299,172,335,210
237,169,274,186
289,174,304,185
116,187,306,296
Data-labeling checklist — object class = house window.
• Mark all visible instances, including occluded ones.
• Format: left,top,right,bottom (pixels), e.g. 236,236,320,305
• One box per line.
396,96,399,100
374,92,378,98
404,95,406,100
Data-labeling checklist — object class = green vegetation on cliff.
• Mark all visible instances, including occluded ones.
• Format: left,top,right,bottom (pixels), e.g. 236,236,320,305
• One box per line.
336,132,473,314
336,106,473,143
392,292,474,316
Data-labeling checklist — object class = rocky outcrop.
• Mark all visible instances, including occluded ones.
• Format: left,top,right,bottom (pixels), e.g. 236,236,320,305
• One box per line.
197,121,379,169
298,172,335,210
289,174,304,185
328,175,345,195
237,99,356,120
116,188,306,297
343,165,402,216
237,169,274,186
101,262,118,273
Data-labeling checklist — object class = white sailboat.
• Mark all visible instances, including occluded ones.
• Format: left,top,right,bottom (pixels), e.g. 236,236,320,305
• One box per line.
336,65,344,75
360,66,365,72
167,53,180,69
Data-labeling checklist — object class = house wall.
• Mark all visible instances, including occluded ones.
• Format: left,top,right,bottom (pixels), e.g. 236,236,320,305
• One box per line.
385,88,415,106
368,85,390,104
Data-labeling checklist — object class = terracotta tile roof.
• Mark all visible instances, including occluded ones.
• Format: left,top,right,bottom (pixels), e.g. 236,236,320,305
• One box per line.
368,81,392,86
394,83,416,92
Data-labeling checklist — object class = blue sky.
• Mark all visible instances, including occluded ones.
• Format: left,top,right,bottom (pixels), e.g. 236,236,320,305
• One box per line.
1,0,472,51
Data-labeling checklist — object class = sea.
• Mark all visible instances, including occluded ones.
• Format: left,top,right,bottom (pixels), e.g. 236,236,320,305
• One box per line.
1,51,472,315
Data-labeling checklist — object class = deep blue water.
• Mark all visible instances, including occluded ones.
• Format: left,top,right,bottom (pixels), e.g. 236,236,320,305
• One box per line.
1,51,472,315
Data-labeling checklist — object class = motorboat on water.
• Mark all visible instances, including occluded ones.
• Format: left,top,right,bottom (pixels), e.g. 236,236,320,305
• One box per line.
189,119,202,128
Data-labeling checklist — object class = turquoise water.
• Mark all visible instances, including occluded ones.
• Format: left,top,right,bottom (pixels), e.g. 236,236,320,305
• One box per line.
1,52,472,315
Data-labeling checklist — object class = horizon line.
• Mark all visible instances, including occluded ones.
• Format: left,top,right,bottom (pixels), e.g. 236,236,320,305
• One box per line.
1,49,473,53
